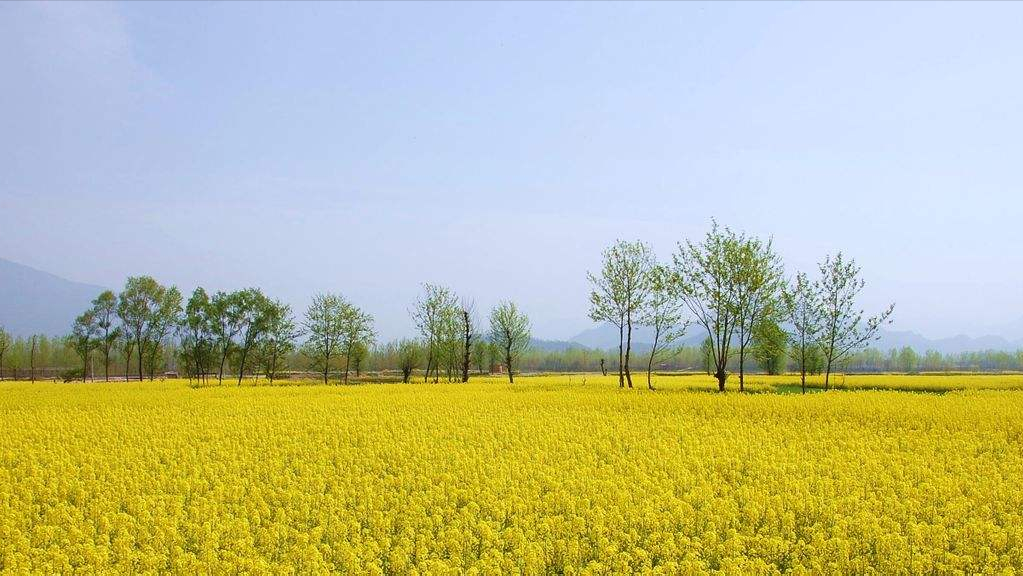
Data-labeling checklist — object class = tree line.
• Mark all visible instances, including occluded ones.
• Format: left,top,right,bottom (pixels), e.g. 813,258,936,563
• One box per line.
14,222,1023,387
587,221,894,392
0,279,531,385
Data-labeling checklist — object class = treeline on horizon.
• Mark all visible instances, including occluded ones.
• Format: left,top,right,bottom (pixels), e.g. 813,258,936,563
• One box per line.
1,220,1020,387
3,327,1022,384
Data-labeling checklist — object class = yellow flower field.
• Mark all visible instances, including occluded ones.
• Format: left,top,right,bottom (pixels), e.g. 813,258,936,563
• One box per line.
2,376,1022,573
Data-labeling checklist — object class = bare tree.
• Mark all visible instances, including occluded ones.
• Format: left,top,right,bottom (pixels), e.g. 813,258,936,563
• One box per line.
459,300,478,382
489,301,530,383
814,253,894,389
588,240,655,388
640,265,688,390
782,272,821,394
29,335,37,382
668,221,743,392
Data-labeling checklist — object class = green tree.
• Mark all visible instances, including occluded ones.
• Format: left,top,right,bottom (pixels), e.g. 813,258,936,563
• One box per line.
732,235,785,391
588,240,655,388
256,300,299,385
303,293,351,384
178,288,217,385
814,253,894,389
232,288,274,385
639,265,688,390
668,221,744,391
117,276,182,382
69,310,100,381
489,301,530,383
411,284,459,383
397,339,423,383
340,302,374,385
897,346,919,373
782,272,821,393
0,327,10,381
750,317,787,376
92,290,121,381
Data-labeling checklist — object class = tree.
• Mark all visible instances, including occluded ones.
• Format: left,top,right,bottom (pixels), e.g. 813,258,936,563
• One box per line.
459,302,478,382
340,302,374,385
256,300,299,385
210,290,245,384
232,288,273,385
303,294,348,385
0,327,10,381
732,235,785,392
92,291,121,381
814,253,894,389
117,276,182,383
668,222,744,392
489,301,530,383
588,240,655,388
897,346,919,373
750,317,787,376
349,341,369,378
178,288,217,385
30,335,37,382
397,339,422,383
640,265,688,390
411,284,459,383
119,329,134,381
471,339,488,375
69,310,100,381
782,272,821,393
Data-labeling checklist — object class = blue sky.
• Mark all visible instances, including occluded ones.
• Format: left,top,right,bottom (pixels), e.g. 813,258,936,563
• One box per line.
2,1,1022,341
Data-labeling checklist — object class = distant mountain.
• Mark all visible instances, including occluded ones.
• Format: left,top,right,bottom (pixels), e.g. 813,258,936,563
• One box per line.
568,323,704,351
569,323,1023,354
873,330,1022,355
0,257,107,337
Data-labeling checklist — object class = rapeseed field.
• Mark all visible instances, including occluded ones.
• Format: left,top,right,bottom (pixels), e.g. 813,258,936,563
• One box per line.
2,376,1022,573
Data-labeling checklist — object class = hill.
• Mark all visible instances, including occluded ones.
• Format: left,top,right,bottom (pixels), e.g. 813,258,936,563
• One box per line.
0,257,107,337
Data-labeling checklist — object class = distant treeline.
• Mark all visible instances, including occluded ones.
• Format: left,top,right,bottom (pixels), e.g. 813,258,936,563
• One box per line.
3,221,1017,386
1,329,1021,382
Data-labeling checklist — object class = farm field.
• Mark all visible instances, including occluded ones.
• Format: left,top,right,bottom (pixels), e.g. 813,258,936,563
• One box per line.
2,375,1023,573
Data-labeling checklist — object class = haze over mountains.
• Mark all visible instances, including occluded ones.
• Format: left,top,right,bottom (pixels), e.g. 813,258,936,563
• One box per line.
3,256,1021,355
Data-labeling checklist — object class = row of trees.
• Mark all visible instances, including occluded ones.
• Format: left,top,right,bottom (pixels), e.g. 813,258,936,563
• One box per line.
6,320,1023,382
405,284,531,384
7,278,531,385
588,222,894,392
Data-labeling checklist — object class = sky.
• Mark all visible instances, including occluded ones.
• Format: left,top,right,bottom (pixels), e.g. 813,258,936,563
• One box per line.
2,1,1023,342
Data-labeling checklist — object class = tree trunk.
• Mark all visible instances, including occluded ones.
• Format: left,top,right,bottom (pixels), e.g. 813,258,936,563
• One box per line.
715,368,726,392
506,346,514,384
343,348,351,385
137,337,145,383
738,343,746,392
617,323,624,388
624,316,633,389
237,346,249,386
424,348,432,383
461,310,471,383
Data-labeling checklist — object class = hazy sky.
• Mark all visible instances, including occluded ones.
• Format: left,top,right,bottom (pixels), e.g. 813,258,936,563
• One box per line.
3,1,1023,341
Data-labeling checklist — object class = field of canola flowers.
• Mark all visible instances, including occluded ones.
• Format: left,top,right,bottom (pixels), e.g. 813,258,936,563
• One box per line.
2,374,1023,574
